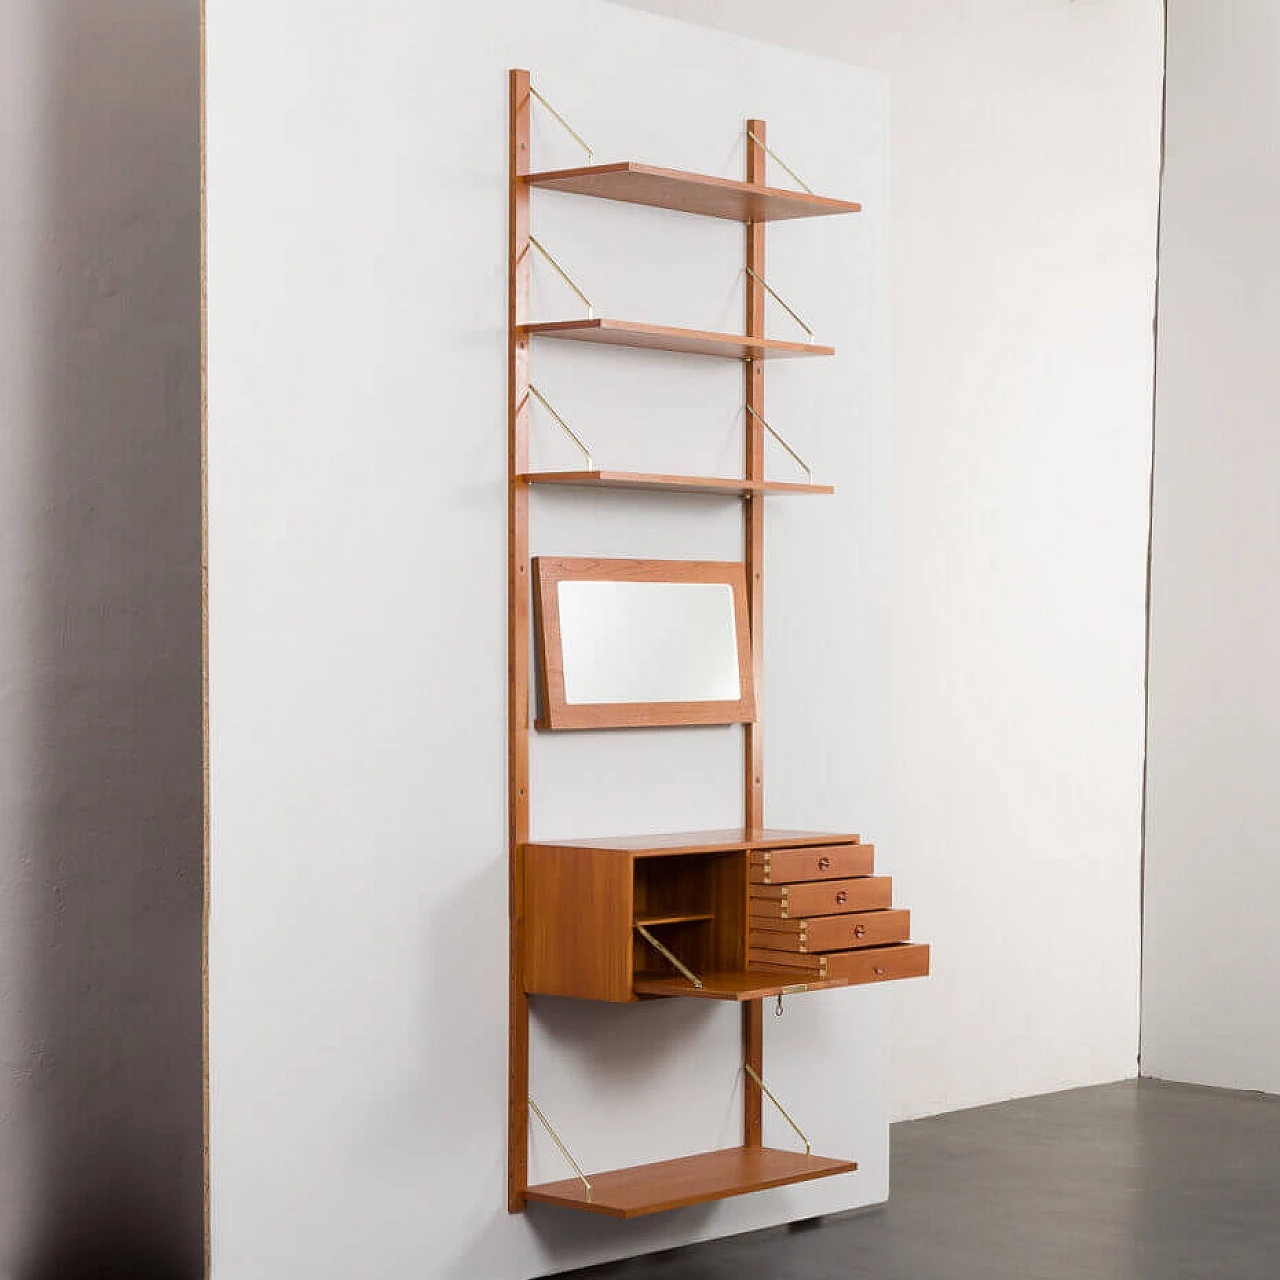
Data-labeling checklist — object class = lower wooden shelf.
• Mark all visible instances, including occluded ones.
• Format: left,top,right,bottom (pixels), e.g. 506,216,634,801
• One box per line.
525,1145,857,1218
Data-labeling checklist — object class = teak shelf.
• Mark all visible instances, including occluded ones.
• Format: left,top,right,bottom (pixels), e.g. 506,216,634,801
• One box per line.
525,1146,859,1219
507,70,928,1220
635,912,716,927
520,471,834,496
519,318,835,360
523,161,862,222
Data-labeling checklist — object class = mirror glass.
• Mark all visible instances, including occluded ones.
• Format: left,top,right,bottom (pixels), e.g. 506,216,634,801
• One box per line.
557,580,741,705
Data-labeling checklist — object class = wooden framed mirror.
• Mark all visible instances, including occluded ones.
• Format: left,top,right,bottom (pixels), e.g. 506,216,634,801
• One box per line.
532,557,757,730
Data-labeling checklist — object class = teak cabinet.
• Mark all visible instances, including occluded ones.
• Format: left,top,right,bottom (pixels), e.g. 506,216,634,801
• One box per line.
507,70,929,1220
524,830,926,1003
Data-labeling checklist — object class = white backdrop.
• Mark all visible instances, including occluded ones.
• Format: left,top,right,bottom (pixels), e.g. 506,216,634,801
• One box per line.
207,3,891,1277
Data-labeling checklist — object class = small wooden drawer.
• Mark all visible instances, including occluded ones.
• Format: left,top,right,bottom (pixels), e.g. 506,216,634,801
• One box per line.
749,844,873,885
749,876,891,920
749,942,930,984
751,908,910,954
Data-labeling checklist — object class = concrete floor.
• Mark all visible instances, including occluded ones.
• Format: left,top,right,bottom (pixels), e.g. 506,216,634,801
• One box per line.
552,1079,1280,1279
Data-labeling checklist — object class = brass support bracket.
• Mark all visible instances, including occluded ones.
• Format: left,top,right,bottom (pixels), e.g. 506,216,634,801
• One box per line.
744,1063,811,1156
528,384,593,470
635,924,704,988
530,85,594,162
746,405,814,485
528,1098,593,1198
745,128,813,195
528,236,593,318
744,267,815,343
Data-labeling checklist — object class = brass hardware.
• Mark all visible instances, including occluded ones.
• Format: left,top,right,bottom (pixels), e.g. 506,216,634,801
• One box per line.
744,1063,811,1156
528,384,593,470
528,235,593,318
782,983,809,995
528,1098,593,1198
818,856,830,871
746,127,814,195
874,966,886,976
746,405,814,486
835,890,848,905
854,924,867,939
529,85,594,162
635,924,704,988
744,266,815,341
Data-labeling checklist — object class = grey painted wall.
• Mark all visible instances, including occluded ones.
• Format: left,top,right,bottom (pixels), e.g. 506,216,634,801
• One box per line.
608,0,1164,1119
0,2,204,1276
1141,0,1280,1096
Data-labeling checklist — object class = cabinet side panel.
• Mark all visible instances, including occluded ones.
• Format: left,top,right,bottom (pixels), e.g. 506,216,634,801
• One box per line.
525,849,633,1001
710,851,748,971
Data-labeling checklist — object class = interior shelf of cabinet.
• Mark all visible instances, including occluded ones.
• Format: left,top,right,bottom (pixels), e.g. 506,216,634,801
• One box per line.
634,912,715,927
522,162,862,223
519,471,834,497
524,1145,858,1218
518,319,834,360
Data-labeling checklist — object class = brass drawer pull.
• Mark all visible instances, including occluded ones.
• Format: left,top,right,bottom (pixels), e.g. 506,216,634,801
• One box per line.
854,924,867,939
818,856,831,871
835,890,847,905
874,966,886,976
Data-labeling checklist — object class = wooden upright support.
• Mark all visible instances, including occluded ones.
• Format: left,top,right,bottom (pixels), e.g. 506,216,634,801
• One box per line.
508,67,532,1215
742,118,768,1149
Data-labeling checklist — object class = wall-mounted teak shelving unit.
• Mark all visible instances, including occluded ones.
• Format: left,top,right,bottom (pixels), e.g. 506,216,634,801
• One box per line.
507,69,929,1219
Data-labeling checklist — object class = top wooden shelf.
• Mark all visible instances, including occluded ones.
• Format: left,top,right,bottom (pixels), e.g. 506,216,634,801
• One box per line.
523,162,862,222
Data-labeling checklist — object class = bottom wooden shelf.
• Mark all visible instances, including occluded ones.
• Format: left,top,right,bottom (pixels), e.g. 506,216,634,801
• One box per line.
525,1145,857,1218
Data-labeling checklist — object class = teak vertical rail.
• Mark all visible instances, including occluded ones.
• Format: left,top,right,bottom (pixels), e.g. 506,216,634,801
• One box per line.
508,67,531,1215
743,120,767,1148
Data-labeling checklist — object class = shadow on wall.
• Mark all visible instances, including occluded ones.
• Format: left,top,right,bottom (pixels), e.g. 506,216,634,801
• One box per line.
0,1,204,1277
